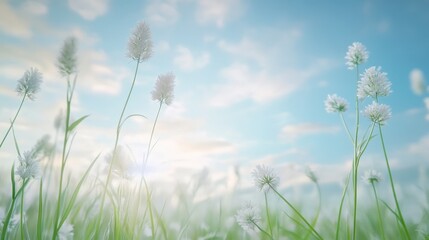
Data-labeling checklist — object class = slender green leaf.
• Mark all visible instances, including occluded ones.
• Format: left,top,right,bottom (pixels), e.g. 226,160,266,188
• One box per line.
67,115,89,133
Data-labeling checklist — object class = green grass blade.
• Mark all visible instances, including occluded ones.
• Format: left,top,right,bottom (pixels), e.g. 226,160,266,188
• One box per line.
67,115,89,133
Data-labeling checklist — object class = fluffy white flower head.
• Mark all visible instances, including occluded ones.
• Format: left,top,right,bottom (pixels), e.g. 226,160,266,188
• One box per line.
358,66,392,100
151,73,175,105
16,150,40,180
251,165,279,192
345,42,368,69
325,94,348,113
364,102,392,125
362,169,383,184
127,21,153,62
235,201,261,233
16,68,42,100
58,222,74,240
57,37,77,77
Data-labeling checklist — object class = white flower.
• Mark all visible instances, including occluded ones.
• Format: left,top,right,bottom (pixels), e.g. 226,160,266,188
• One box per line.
151,73,175,105
358,66,392,100
127,21,153,62
16,150,40,180
57,37,77,77
325,94,348,113
235,202,261,233
364,102,392,125
305,167,318,183
16,68,42,100
345,42,368,69
251,165,279,192
409,69,426,95
58,222,74,240
362,169,383,184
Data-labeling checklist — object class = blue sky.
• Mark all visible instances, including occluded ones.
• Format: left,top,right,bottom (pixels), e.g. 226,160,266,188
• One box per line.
1,0,429,196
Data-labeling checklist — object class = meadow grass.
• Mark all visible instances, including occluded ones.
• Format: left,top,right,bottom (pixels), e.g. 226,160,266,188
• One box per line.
0,23,428,240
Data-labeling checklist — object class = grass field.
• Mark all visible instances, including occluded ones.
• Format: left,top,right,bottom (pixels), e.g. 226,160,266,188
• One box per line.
1,22,428,240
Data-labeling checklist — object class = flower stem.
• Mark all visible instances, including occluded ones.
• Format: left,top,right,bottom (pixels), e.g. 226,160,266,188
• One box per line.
352,65,360,240
144,101,163,169
335,169,351,240
270,184,323,240
251,220,274,240
0,94,26,150
378,124,410,239
371,182,386,240
264,192,273,237
95,60,140,238
52,75,73,240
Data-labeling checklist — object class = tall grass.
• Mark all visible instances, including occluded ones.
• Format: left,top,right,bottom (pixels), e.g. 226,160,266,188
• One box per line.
0,22,427,240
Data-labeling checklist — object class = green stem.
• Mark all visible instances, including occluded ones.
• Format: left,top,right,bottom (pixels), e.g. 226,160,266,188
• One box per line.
270,184,323,240
352,65,360,240
52,76,72,240
378,124,410,239
251,220,273,240
335,169,352,240
371,182,386,240
95,60,140,237
264,192,273,237
0,94,26,150
305,183,321,240
144,101,163,169
20,183,25,240
340,113,354,144
144,178,156,239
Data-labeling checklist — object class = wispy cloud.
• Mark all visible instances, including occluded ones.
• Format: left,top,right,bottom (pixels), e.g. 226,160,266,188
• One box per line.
145,0,180,25
409,68,427,95
280,123,340,140
68,0,109,20
173,46,210,71
209,59,334,107
20,0,48,16
195,0,243,28
0,1,32,38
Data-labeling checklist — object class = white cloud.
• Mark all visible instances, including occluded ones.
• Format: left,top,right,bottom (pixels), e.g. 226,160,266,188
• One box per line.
280,123,340,140
195,0,243,28
156,40,171,53
409,68,426,95
210,59,333,107
218,38,268,67
68,0,109,20
146,0,180,25
173,46,210,71
0,31,128,95
21,0,48,16
425,98,429,121
77,50,129,95
408,133,429,159
0,1,32,38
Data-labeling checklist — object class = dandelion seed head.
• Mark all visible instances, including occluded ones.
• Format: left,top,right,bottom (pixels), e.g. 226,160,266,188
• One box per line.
15,150,40,180
345,42,368,69
325,94,348,113
151,72,175,105
235,201,261,233
58,222,74,240
127,21,153,62
358,66,392,100
362,169,383,184
364,101,392,125
57,37,77,77
251,164,279,192
16,67,42,100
